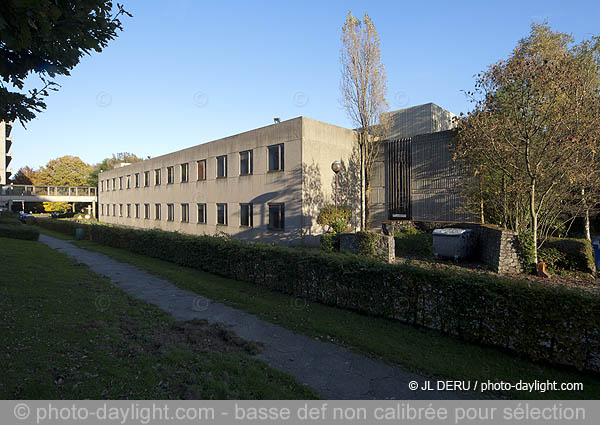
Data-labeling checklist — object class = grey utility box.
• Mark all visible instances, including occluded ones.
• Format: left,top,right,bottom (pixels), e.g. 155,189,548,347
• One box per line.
432,228,474,260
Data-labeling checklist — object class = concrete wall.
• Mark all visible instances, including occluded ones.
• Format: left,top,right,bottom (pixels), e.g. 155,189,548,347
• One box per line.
98,117,357,246
301,118,358,242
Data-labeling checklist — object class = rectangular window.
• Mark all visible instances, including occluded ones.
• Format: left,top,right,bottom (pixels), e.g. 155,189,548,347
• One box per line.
240,203,253,227
112,178,116,191
167,166,174,184
181,203,189,222
135,173,140,188
167,203,174,221
268,144,284,171
197,203,206,224
239,150,253,175
155,203,161,220
217,203,227,225
119,204,123,217
197,159,206,181
268,203,285,230
126,204,131,217
216,155,227,178
119,176,123,190
144,171,150,187
181,163,189,183
135,203,140,218
126,175,131,189
144,203,150,219
154,168,161,185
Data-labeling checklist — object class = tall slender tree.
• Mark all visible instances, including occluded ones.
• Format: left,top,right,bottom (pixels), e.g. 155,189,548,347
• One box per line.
340,11,389,230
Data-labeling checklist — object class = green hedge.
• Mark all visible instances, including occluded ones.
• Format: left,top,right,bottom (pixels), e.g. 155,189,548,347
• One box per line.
36,219,600,372
540,237,595,274
0,224,40,241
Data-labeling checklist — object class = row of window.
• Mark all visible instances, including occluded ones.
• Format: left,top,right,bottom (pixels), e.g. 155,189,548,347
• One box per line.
100,144,284,192
99,202,285,230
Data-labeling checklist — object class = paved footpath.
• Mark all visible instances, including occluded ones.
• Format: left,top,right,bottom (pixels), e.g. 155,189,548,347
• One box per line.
40,234,470,400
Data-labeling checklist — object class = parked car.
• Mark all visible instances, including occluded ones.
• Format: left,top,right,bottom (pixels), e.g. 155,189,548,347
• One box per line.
18,212,34,224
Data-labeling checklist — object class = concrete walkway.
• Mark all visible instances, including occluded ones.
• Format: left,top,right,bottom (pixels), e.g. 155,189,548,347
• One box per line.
40,234,469,400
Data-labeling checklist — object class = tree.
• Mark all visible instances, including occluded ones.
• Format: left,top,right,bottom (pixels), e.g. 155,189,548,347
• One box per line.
340,11,389,230
455,23,600,262
11,166,39,184
0,1,131,124
87,152,143,186
36,155,93,187
43,201,70,213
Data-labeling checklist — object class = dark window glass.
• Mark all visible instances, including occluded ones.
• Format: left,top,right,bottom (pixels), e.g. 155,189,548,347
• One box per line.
217,155,227,178
240,150,253,175
240,203,253,227
217,203,227,225
197,203,206,224
268,203,285,230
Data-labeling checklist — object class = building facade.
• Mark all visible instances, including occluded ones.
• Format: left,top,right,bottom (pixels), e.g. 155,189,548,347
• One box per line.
98,117,357,246
98,103,474,245
0,121,13,186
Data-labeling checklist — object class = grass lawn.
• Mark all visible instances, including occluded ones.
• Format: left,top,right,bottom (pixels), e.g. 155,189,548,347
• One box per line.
0,237,317,399
57,233,600,400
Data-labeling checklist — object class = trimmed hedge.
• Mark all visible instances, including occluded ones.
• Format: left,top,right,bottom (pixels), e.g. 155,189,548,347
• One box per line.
541,237,595,274
0,224,40,241
37,219,600,372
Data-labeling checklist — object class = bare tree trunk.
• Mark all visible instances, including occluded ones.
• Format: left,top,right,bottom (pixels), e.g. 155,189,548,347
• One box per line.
582,188,591,241
529,179,538,264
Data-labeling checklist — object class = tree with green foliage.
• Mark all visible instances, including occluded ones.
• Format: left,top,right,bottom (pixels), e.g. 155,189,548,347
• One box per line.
340,11,389,230
87,152,144,186
36,155,93,187
455,23,600,262
0,1,131,124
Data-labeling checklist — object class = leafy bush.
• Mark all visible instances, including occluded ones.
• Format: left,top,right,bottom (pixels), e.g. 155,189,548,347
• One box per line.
36,219,600,372
320,232,340,252
0,224,40,241
517,231,536,273
394,228,433,257
316,205,351,234
356,231,380,258
541,237,595,274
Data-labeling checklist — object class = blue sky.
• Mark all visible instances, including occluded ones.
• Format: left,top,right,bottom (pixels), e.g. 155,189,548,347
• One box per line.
10,0,600,171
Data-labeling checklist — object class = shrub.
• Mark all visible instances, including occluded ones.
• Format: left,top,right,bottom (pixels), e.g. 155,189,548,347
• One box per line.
37,219,600,373
356,231,380,258
316,205,351,234
541,237,595,274
394,228,432,257
517,231,536,273
320,232,340,253
0,224,40,241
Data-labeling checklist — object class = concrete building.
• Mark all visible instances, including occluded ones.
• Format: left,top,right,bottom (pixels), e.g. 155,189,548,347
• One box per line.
1,121,13,186
98,117,357,246
98,103,473,245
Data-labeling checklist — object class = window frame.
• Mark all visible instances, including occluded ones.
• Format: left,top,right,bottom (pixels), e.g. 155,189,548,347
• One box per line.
239,150,253,176
216,155,228,178
267,143,285,172
240,203,253,227
197,159,206,181
216,203,228,225
181,163,189,183
197,203,207,224
268,203,285,231
167,203,174,222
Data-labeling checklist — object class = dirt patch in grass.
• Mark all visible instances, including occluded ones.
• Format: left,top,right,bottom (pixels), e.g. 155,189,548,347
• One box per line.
89,317,264,357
